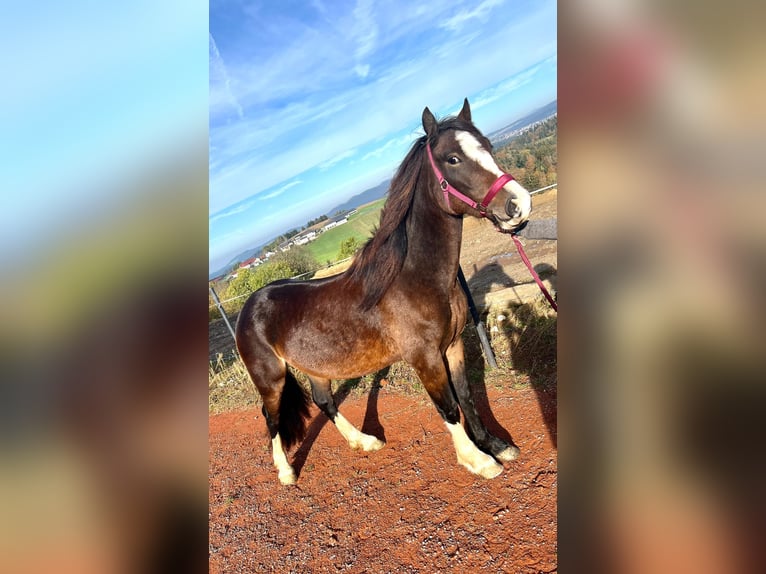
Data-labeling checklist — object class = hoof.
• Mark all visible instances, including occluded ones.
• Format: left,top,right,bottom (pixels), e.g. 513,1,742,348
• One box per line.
351,434,385,452
474,457,504,479
278,469,297,485
495,445,520,463
362,436,385,452
460,451,504,479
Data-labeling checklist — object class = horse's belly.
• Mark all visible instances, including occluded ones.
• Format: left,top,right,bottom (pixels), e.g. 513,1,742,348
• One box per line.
280,325,397,380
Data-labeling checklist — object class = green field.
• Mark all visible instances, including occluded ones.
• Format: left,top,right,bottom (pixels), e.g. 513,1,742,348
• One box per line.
305,198,386,265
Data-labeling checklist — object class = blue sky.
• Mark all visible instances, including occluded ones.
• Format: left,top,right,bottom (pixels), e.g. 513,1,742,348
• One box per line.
1,1,208,267
209,0,556,273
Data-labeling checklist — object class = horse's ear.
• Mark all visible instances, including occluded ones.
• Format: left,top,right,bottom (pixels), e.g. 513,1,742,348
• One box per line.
422,107,438,137
458,98,471,122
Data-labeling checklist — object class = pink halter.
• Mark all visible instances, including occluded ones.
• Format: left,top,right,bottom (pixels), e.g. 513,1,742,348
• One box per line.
426,142,514,216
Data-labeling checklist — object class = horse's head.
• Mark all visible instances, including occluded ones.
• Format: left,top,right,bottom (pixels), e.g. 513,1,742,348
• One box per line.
422,99,531,232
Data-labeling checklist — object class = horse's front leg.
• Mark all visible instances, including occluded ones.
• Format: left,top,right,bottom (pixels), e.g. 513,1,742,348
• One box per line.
308,376,385,452
446,337,520,463
409,351,503,479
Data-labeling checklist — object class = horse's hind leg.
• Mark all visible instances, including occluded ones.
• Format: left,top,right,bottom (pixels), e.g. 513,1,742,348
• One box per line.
308,376,385,452
240,350,309,485
446,338,519,463
263,408,297,485
410,352,503,479
256,367,302,485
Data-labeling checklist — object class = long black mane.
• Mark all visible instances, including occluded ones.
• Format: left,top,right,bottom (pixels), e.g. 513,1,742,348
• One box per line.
345,116,480,310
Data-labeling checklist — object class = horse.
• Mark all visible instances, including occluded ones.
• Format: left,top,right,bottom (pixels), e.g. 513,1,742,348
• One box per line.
235,99,532,484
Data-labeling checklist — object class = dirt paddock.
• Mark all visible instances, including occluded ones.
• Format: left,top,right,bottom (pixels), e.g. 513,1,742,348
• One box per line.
209,384,556,573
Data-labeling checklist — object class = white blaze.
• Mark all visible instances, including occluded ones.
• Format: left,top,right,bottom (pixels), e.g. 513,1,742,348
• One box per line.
455,131,504,177
455,131,531,222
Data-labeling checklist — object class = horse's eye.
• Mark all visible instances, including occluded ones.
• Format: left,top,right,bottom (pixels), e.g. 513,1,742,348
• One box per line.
447,156,461,165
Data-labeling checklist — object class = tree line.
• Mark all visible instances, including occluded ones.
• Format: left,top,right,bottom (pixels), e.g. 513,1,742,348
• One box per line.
494,115,557,191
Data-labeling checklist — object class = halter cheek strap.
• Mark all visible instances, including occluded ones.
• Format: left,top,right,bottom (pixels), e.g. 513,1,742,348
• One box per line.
426,142,514,216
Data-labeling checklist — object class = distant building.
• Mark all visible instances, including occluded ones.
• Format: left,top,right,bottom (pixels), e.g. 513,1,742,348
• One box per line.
294,230,318,245
324,216,349,230
238,256,263,269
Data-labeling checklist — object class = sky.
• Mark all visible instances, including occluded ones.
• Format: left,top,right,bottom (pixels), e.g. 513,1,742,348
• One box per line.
1,1,208,267
209,0,557,273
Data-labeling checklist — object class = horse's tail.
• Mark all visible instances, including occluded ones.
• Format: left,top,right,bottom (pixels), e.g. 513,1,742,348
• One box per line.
278,368,311,449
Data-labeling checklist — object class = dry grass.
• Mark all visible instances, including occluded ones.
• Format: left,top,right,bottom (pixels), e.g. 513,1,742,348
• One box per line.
209,352,258,414
312,258,353,279
485,296,558,392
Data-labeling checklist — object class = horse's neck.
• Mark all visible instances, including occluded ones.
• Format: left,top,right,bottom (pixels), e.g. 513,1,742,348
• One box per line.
404,186,463,283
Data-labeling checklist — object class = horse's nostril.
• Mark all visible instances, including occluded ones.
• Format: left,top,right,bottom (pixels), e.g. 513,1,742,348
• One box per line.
505,197,518,217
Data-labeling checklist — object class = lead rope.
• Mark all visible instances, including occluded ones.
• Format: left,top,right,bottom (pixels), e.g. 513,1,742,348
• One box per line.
511,233,557,312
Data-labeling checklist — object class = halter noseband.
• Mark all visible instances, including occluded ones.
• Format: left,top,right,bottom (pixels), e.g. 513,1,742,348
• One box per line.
426,141,515,217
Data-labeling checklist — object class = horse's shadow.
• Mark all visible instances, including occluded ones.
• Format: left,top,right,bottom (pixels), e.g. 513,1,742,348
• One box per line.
292,367,389,478
465,262,558,449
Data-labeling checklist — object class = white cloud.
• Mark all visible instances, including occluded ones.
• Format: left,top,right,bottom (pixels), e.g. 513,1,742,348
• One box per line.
318,148,357,171
259,179,303,201
352,0,378,60
440,0,506,32
471,64,542,110
209,199,256,225
209,33,244,120
361,133,415,162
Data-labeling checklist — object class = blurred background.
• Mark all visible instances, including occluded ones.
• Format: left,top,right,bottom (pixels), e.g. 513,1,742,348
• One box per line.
560,0,766,572
1,2,208,573
1,1,765,572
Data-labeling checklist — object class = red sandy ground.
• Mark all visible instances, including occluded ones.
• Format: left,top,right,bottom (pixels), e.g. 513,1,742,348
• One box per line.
209,386,557,573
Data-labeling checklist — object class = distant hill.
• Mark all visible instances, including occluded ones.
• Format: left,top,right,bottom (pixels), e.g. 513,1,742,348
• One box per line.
325,178,391,216
209,266,235,282
488,100,557,145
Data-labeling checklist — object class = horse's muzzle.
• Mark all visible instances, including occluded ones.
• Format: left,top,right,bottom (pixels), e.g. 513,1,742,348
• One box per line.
505,196,523,220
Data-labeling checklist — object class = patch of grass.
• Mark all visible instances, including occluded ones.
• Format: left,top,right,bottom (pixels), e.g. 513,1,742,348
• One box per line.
304,199,385,264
